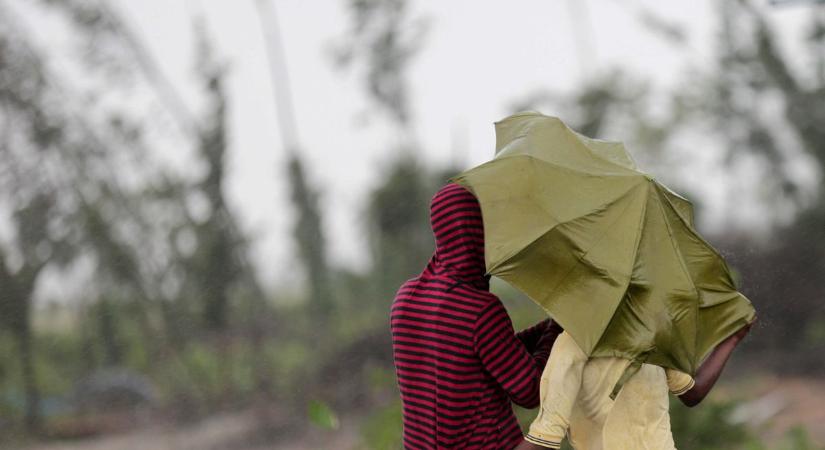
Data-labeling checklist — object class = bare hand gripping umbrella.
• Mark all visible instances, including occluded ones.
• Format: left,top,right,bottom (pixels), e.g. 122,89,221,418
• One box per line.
452,112,756,395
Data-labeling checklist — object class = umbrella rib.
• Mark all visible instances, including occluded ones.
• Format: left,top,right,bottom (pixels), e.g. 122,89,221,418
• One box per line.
651,185,701,364
587,181,650,356
658,185,737,289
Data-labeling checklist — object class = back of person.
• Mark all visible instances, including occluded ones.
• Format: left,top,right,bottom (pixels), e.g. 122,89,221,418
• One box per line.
392,277,525,449
391,183,560,449
525,332,694,450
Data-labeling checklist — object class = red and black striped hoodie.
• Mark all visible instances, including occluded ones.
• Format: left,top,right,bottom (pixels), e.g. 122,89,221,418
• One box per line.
391,182,561,449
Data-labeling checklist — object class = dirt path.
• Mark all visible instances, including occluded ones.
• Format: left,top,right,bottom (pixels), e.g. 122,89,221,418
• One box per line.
22,412,258,450
18,376,825,450
20,410,361,450
733,376,825,445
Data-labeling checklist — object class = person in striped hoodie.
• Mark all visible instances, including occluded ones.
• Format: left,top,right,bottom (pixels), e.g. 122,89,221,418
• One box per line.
391,182,563,449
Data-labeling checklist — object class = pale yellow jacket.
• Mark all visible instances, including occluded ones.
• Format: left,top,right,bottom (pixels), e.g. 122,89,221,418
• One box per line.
525,332,694,450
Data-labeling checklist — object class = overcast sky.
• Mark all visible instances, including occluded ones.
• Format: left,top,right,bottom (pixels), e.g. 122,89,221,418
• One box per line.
20,0,818,296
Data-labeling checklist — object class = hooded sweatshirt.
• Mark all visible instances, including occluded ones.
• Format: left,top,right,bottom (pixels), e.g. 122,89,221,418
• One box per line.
391,183,561,449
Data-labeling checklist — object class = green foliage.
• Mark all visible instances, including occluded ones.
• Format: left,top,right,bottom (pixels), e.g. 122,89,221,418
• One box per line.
32,334,85,398
270,339,314,395
360,400,402,450
287,155,332,314
805,318,825,346
145,355,203,417
365,157,434,304
144,338,279,420
333,0,428,126
188,26,246,332
307,400,340,430
364,365,397,396
670,398,761,450
775,427,823,450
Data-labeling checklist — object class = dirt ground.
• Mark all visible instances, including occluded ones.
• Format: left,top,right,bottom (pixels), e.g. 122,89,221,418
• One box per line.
728,376,825,444
18,376,825,450
17,410,360,450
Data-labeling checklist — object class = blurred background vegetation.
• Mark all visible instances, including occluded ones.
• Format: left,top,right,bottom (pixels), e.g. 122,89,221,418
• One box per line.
0,0,824,449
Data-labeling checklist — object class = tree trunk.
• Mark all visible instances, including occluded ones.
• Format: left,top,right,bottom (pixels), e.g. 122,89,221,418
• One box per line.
0,260,42,433
13,306,41,433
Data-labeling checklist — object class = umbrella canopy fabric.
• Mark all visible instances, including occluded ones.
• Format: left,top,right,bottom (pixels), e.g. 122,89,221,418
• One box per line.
451,112,756,379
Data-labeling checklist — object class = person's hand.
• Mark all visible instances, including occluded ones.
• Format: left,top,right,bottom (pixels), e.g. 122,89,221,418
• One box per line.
514,439,553,450
732,316,757,342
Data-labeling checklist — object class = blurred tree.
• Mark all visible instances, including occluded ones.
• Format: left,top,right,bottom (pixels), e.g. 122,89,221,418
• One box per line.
186,22,244,332
78,194,186,355
333,0,429,129
0,12,93,429
256,0,332,314
0,5,169,428
509,0,825,368
522,0,825,369
669,398,758,450
276,0,440,412
0,194,61,431
0,0,270,428
34,1,265,334
366,157,434,300
286,156,333,313
335,0,435,301
96,297,123,366
509,69,683,169
34,0,199,135
685,0,825,363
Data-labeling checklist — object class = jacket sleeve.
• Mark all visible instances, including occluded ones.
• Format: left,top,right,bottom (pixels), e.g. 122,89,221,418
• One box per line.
473,298,549,409
525,332,587,449
666,368,695,396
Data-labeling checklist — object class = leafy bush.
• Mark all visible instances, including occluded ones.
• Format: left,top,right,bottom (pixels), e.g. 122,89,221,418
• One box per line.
360,399,402,450
670,398,760,450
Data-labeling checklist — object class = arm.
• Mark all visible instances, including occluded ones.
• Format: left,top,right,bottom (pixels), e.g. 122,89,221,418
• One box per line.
474,299,550,409
517,319,564,354
522,332,586,449
678,319,755,407
515,440,551,450
516,319,550,353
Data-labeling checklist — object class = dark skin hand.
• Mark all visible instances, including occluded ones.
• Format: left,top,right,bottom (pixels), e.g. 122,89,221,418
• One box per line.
514,440,549,450
513,318,756,449
678,317,755,407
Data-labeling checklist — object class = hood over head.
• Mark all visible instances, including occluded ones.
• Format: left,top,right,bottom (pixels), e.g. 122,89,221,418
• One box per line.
423,183,489,290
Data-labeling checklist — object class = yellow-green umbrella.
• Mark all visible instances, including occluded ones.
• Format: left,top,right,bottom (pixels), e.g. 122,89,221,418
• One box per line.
452,112,755,389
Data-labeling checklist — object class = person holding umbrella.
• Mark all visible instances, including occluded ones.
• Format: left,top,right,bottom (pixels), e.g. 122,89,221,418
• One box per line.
449,112,757,449
514,318,755,450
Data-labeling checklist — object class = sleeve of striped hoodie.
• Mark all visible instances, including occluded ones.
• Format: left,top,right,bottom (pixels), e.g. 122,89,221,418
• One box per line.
473,298,549,409
517,319,564,355
516,319,549,353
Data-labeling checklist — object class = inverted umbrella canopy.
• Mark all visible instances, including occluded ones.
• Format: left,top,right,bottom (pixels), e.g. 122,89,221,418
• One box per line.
452,112,755,381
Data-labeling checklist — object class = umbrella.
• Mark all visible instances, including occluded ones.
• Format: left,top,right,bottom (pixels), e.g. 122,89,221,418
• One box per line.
451,112,755,391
